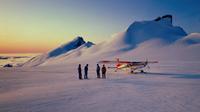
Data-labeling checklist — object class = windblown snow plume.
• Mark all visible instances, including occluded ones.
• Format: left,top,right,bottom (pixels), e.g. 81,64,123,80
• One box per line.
176,33,200,45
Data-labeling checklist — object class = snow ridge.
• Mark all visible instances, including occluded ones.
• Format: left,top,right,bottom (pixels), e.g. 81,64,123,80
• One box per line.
48,36,86,58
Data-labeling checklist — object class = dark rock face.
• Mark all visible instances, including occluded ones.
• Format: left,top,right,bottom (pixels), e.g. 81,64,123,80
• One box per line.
162,15,172,23
3,64,13,67
162,15,172,19
154,14,173,24
154,17,162,21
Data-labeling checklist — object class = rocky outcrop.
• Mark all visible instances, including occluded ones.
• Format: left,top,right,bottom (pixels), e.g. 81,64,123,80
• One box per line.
154,14,172,24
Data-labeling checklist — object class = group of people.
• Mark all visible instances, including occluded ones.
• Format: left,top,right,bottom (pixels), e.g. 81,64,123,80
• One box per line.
78,64,107,80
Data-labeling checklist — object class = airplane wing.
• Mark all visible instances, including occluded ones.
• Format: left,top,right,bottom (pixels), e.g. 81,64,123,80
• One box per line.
98,61,118,64
98,60,132,64
98,60,158,64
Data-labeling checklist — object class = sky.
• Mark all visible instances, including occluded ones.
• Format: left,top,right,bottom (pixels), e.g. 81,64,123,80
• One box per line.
0,0,200,53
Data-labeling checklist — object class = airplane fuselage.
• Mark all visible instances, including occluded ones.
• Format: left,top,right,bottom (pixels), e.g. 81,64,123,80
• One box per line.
98,59,158,73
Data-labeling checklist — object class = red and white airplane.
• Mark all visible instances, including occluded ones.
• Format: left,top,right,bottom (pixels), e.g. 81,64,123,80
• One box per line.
98,58,158,73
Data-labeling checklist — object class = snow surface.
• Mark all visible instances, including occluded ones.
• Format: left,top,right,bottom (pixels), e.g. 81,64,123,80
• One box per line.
0,65,200,112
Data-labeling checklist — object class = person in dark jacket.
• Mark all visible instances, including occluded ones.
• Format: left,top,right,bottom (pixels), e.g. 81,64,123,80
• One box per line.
84,64,89,79
78,64,82,80
96,64,101,78
102,64,107,79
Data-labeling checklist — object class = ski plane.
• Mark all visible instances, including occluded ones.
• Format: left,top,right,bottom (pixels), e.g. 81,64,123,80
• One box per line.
98,58,158,73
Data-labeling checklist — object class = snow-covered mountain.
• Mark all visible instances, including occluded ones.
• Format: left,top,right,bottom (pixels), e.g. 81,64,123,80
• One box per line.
23,37,94,66
48,36,86,58
39,41,95,66
23,15,200,67
107,15,187,51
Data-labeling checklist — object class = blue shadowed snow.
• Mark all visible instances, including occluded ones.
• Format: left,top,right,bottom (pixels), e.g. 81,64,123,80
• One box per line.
173,74,200,79
48,37,86,57
121,15,187,51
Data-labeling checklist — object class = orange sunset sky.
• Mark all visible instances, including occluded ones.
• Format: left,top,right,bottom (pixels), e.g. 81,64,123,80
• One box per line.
1,0,199,53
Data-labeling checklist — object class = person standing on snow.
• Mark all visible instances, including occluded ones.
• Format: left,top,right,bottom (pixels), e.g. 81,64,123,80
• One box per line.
78,64,82,80
102,64,107,79
96,64,101,78
84,64,89,79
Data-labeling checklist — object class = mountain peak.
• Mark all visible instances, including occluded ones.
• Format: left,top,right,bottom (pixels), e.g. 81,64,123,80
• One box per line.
48,36,86,57
112,14,187,51
22,36,95,66
72,36,84,42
